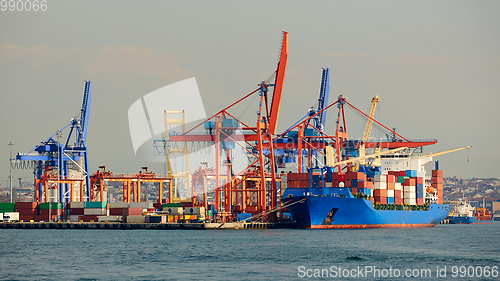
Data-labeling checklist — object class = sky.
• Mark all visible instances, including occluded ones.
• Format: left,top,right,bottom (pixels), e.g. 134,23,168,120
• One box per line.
1,0,499,190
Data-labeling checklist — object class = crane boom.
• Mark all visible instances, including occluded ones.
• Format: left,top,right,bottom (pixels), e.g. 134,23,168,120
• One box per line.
268,31,289,135
423,146,471,158
327,146,408,168
362,95,380,143
318,68,330,131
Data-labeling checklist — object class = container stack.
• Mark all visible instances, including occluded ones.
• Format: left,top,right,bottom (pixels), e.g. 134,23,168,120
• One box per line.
15,202,38,222
415,176,425,205
345,172,366,189
403,178,417,205
386,174,395,204
163,203,183,222
286,173,309,188
184,207,206,220
68,201,85,221
109,202,129,217
38,203,62,221
0,203,17,221
394,178,403,205
432,170,444,204
373,174,387,204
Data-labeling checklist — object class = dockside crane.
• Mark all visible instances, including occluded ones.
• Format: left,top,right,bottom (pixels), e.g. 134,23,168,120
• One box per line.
14,81,92,203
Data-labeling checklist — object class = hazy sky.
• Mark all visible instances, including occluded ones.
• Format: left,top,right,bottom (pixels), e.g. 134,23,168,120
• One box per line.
1,0,499,189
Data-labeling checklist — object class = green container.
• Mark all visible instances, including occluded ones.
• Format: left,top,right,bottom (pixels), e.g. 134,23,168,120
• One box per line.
162,203,182,208
0,203,15,210
84,201,107,209
39,203,62,210
207,210,212,217
397,177,404,184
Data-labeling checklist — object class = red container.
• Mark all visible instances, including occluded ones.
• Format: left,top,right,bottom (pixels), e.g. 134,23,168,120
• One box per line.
181,202,193,207
79,215,99,222
19,215,34,221
416,177,424,185
153,203,162,210
350,188,358,194
416,198,424,205
394,190,402,198
365,181,373,189
374,189,387,197
338,173,346,182
332,173,339,180
39,209,62,216
332,180,339,187
34,214,56,222
109,208,124,215
124,207,143,216
374,196,387,204
438,197,443,204
432,170,443,177
299,173,309,181
386,175,395,183
344,180,351,188
403,178,416,186
394,197,403,205
15,202,38,209
432,177,443,184
399,171,406,177
70,208,85,215
387,182,395,190
288,173,297,181
355,172,366,181
298,180,309,188
17,208,37,216
357,181,366,188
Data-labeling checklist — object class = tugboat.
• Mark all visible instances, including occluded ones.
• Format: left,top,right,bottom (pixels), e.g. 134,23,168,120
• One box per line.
450,199,494,224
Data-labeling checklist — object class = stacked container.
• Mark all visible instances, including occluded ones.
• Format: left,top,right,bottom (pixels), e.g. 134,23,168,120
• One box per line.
15,202,38,222
386,174,395,204
432,170,444,204
403,178,417,205
38,203,62,221
373,174,387,204
286,173,309,188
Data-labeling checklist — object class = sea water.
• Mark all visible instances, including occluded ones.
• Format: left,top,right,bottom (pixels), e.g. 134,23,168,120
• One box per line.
0,222,499,280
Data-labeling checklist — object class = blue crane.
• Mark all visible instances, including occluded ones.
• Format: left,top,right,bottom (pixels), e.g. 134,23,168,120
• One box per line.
15,81,92,203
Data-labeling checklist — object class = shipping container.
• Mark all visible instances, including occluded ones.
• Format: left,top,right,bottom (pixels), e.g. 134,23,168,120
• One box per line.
125,215,145,223
124,207,143,216
39,203,62,210
405,170,417,177
387,197,395,204
109,202,129,208
98,216,123,222
84,208,107,216
162,203,182,208
15,202,38,209
3,212,20,221
84,201,107,209
164,207,183,215
129,202,153,209
373,182,387,190
69,202,85,209
109,208,125,215
387,190,395,198
404,198,417,205
78,215,99,222
432,170,443,177
70,208,85,215
184,207,205,215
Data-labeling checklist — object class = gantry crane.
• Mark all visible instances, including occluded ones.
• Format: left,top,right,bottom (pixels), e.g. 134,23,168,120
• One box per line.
362,95,380,143
14,81,92,203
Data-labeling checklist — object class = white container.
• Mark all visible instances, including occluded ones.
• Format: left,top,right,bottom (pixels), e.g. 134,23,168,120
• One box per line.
404,191,416,199
0,213,3,221
69,215,81,222
184,207,205,215
130,202,153,209
84,208,107,215
126,215,145,223
325,182,333,188
374,175,386,182
98,216,122,222
3,212,19,222
374,182,387,190
404,198,416,205
404,186,416,193
70,202,85,209
109,202,129,208
164,207,183,215
394,183,403,191
387,190,395,197
281,182,288,189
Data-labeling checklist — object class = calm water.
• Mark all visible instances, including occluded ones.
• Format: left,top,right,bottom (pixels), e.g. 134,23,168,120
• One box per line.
0,222,499,280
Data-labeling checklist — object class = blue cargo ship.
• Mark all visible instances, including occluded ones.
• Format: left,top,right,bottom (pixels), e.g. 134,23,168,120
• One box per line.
449,200,494,224
281,188,449,229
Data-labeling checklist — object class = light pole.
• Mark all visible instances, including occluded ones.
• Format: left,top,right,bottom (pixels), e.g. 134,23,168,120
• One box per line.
8,142,14,203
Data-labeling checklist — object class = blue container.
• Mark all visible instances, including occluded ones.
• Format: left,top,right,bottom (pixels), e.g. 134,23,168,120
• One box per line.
325,173,332,182
304,128,318,137
416,193,424,199
351,180,358,188
359,165,366,173
236,213,252,221
312,181,320,188
387,197,395,204
312,175,321,183
405,170,417,177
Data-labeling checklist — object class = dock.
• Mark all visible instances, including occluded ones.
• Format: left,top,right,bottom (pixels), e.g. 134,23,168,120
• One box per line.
0,221,298,230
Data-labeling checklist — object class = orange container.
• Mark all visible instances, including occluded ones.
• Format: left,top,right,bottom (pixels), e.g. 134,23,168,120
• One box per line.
432,170,443,177
432,177,443,184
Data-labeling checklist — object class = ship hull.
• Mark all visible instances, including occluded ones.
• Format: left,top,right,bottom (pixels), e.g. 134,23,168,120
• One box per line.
450,216,494,224
282,196,449,229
